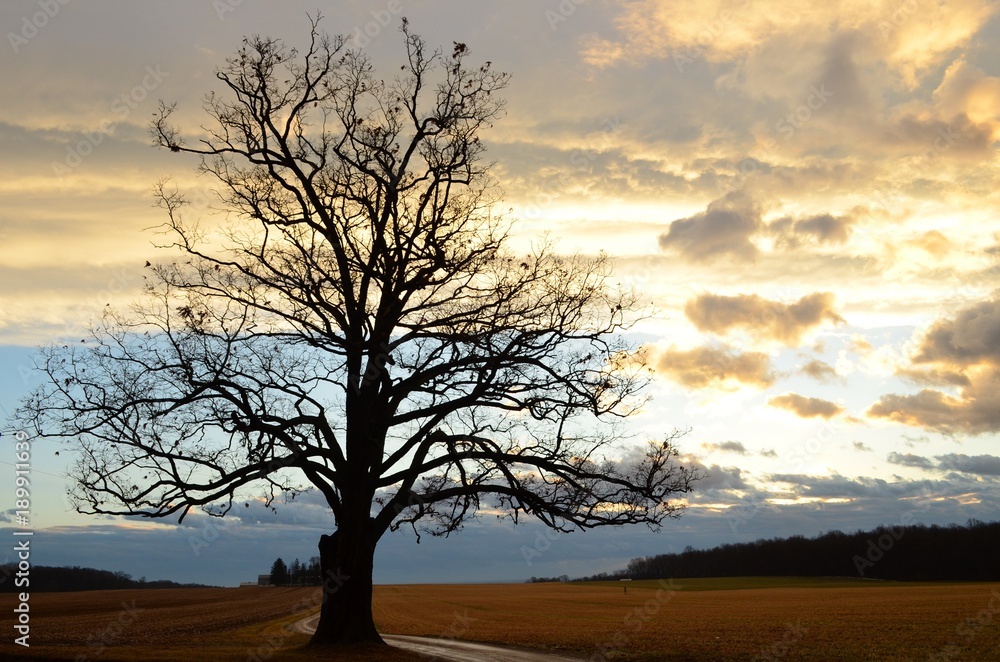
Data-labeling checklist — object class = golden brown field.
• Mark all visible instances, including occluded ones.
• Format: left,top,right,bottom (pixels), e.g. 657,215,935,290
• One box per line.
2,579,999,661
374,580,1000,661
0,587,335,662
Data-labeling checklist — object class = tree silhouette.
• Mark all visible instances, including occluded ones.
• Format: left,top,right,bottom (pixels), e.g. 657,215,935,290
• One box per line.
18,17,698,647
591,520,1000,582
269,558,289,586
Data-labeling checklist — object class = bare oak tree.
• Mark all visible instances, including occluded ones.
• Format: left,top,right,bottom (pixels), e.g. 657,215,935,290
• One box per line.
19,18,697,647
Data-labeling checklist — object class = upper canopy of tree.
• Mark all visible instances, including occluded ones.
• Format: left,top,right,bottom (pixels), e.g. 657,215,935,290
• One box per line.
17,16,698,545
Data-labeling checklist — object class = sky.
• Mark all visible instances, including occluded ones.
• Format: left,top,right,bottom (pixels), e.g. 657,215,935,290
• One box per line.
1,0,999,587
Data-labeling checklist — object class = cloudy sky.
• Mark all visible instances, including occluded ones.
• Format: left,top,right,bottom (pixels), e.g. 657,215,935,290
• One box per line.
2,0,999,586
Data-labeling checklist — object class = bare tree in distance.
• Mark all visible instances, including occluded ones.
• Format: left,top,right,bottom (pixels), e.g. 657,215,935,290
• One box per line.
18,16,698,647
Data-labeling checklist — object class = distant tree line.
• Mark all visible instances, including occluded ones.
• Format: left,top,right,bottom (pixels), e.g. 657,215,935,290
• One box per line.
573,520,1000,582
265,556,323,586
526,575,570,583
0,565,214,593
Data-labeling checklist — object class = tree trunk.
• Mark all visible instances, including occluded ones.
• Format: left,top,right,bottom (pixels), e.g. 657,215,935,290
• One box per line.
309,525,384,646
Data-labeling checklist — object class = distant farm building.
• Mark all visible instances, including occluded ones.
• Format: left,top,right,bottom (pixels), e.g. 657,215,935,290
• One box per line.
257,574,272,586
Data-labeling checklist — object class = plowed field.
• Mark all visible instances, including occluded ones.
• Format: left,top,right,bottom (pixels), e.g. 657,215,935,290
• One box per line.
3,579,998,660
